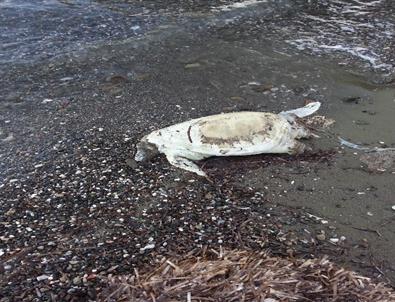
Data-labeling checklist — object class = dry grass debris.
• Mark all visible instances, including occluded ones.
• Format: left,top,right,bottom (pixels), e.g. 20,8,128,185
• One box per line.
100,249,395,302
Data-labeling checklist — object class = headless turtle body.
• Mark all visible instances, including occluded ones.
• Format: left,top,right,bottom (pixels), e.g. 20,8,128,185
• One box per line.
135,102,321,176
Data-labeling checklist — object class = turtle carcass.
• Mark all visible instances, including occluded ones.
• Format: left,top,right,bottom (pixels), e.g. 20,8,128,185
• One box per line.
135,102,321,176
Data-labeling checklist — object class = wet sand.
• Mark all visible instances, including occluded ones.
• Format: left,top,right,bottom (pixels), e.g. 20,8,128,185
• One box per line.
1,0,395,300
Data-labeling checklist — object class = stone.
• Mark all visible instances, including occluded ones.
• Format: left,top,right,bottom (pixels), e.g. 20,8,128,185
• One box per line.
73,277,81,285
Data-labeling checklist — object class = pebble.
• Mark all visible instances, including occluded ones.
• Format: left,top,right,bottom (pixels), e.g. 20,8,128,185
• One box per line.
361,239,369,248
140,243,155,252
60,76,73,81
42,98,54,104
392,205,395,211
37,275,50,281
125,158,138,168
330,238,339,243
4,265,12,271
5,208,15,216
73,277,81,285
2,133,14,142
316,233,326,241
185,62,201,69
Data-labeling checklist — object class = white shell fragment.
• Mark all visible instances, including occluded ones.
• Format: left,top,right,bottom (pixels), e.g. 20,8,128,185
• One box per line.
135,102,321,176
42,98,54,104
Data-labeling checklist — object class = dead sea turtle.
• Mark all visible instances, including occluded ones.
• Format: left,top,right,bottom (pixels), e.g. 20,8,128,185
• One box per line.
135,102,321,176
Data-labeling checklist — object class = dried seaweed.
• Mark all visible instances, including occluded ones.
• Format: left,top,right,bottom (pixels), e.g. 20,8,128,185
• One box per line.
100,249,395,302
200,150,336,177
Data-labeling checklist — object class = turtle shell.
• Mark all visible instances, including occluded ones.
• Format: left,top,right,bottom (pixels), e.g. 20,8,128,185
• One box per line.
147,112,294,157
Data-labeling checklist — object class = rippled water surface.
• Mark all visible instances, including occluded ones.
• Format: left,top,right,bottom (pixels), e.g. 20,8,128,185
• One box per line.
1,0,394,71
0,0,168,63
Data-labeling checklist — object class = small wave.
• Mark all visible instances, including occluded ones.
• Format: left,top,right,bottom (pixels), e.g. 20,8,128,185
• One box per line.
212,0,268,12
287,40,393,71
0,0,60,10
285,0,394,73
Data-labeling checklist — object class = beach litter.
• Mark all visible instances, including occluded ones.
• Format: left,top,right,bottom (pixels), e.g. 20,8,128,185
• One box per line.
339,137,395,172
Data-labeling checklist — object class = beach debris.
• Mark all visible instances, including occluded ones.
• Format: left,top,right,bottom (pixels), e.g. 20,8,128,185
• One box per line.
360,149,395,172
339,137,370,150
304,115,335,129
101,249,395,302
339,138,395,172
135,102,321,176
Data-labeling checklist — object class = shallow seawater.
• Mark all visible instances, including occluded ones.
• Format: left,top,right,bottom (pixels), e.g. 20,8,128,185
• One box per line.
0,0,163,64
330,78,395,146
284,0,394,74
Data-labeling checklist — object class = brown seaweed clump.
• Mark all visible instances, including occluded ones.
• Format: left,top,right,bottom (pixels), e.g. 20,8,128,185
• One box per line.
100,249,395,302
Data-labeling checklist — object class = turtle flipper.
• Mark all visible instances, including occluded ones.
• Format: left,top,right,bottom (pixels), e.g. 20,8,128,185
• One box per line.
165,153,207,177
279,102,321,119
